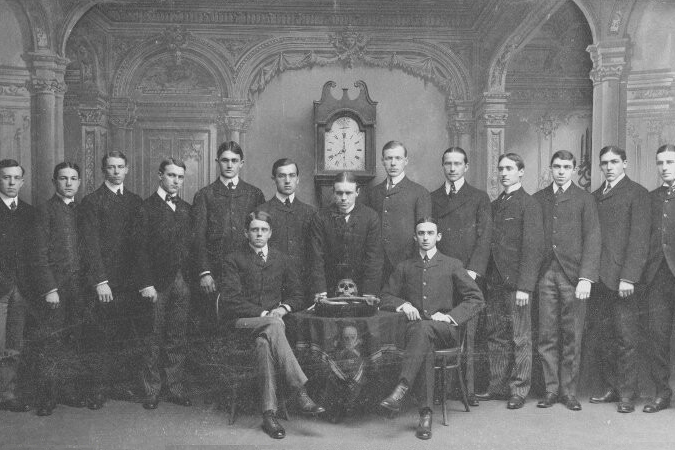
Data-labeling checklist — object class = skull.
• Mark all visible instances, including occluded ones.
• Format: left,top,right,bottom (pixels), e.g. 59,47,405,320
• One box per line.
341,325,360,350
336,278,358,296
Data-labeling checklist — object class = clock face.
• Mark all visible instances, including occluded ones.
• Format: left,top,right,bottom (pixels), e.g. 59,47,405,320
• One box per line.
323,116,366,171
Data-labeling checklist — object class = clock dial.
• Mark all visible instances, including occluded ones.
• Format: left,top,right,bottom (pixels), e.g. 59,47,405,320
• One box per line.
323,116,366,171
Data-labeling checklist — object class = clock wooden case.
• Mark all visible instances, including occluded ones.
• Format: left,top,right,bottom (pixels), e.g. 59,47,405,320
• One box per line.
313,80,377,206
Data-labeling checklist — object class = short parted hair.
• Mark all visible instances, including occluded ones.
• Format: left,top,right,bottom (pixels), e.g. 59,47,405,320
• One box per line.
656,144,675,155
599,145,626,162
101,151,128,169
382,140,408,157
217,141,244,159
415,216,438,231
245,210,272,230
550,150,577,168
53,162,81,180
0,159,25,176
272,158,299,177
159,157,186,173
442,147,468,164
333,171,358,186
498,152,525,170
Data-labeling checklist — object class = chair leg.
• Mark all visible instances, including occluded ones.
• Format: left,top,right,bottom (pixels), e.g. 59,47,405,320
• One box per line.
278,393,289,421
456,367,471,412
440,358,448,426
228,386,237,425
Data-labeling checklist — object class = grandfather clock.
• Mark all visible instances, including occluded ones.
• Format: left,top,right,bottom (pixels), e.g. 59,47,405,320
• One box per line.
313,80,377,207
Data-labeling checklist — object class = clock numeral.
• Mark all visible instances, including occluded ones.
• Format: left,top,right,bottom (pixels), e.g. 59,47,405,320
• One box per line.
355,155,360,160
356,148,362,151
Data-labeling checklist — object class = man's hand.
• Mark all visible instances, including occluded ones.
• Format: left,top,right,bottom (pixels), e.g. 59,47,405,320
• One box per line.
515,290,530,307
96,283,113,303
400,303,421,321
575,280,592,300
314,292,328,302
45,291,60,309
467,270,478,280
141,286,158,303
618,280,634,298
269,307,288,319
200,274,216,294
431,312,453,323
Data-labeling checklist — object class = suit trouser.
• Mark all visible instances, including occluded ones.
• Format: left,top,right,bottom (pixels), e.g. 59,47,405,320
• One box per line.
464,276,487,394
0,286,26,401
235,316,307,413
537,259,585,397
399,320,456,409
141,272,189,398
587,282,640,399
646,261,675,399
485,284,532,398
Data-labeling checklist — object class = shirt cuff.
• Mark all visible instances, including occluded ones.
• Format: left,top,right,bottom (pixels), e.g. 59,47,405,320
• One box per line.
447,315,458,326
619,279,635,284
260,310,269,317
95,280,109,288
44,289,57,296
199,271,211,278
139,286,153,293
280,304,291,313
578,278,593,283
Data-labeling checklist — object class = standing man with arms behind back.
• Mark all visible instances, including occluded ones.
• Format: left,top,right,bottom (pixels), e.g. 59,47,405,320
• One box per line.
431,147,492,406
587,146,650,413
533,150,600,411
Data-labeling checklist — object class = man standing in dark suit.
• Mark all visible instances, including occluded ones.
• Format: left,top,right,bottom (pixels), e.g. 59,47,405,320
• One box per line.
379,218,484,440
476,153,544,409
221,211,324,439
431,147,492,406
643,144,675,413
257,158,316,302
362,141,431,284
309,172,383,299
0,159,34,413
80,151,144,410
134,158,193,410
32,162,89,416
587,146,650,413
533,150,601,411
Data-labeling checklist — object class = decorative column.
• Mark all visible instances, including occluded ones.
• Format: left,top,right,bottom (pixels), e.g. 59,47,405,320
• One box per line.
218,99,254,145
447,100,476,181
109,97,137,155
476,92,510,199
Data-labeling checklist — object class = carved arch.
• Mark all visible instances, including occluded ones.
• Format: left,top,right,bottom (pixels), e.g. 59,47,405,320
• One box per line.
11,0,52,53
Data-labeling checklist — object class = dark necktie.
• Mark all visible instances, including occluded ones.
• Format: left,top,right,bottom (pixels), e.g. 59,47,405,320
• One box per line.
68,201,75,209
668,185,675,197
448,182,456,197
423,254,429,263
555,188,564,198
603,183,612,196
257,251,265,262
227,182,235,191
284,198,291,207
116,188,122,197
9,200,16,211
498,191,509,204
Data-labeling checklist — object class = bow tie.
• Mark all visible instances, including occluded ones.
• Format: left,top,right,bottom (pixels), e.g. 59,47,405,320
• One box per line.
165,194,178,204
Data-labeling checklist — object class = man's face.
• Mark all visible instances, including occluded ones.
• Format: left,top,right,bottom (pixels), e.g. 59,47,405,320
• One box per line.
498,157,524,188
102,157,128,186
414,221,441,252
217,150,244,180
382,146,408,179
656,151,675,185
273,163,299,196
54,168,80,199
550,157,575,187
442,152,468,183
245,219,272,249
158,164,185,195
0,167,24,198
599,150,627,183
333,181,359,213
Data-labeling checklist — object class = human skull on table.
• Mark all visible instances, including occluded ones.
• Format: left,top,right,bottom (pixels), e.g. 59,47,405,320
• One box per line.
336,278,358,296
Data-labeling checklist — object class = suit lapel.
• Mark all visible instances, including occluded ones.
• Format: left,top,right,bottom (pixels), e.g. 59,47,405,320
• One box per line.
446,182,473,212
599,176,628,202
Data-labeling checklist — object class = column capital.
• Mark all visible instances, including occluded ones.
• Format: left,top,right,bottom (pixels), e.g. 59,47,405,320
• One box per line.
217,98,255,135
27,78,66,95
587,39,629,85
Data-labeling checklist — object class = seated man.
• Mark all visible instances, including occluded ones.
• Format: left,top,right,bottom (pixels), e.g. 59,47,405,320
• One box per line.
220,211,325,440
379,217,485,440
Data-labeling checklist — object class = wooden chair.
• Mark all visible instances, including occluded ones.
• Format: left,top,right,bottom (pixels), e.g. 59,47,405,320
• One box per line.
434,325,470,426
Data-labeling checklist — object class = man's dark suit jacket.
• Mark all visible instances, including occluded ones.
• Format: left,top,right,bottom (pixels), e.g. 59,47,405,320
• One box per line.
592,176,650,290
0,199,38,297
431,181,492,276
134,192,194,292
533,183,601,283
489,187,544,292
192,179,265,278
642,186,672,285
362,176,431,269
309,202,383,296
220,247,304,320
380,251,485,340
80,184,143,291
33,195,82,296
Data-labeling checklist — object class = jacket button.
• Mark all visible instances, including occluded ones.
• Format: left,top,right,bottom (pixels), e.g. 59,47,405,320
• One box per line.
423,282,427,286
423,296,427,300
552,244,557,248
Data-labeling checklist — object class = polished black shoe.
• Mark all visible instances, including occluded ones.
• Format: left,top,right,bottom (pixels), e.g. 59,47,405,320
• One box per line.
36,400,56,417
643,396,670,413
262,410,285,439
589,389,619,404
617,398,635,413
379,382,409,413
467,392,479,407
537,392,558,408
0,398,31,412
475,392,507,402
142,396,159,410
562,395,582,411
166,395,192,407
415,408,432,440
506,395,525,409
59,394,86,408
296,386,325,415
86,393,105,410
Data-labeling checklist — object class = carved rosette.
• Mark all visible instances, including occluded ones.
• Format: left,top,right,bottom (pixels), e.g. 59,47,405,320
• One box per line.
0,110,16,125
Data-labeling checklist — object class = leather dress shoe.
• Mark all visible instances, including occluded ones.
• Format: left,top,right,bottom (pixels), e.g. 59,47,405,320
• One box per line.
0,398,31,412
36,400,56,417
59,394,86,408
561,395,582,411
643,396,670,413
589,389,619,404
537,392,558,408
415,408,432,440
617,398,635,413
506,395,525,409
262,410,285,439
467,393,479,407
142,396,159,410
296,386,325,415
86,393,105,410
379,382,409,413
167,395,192,407
475,392,507,402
